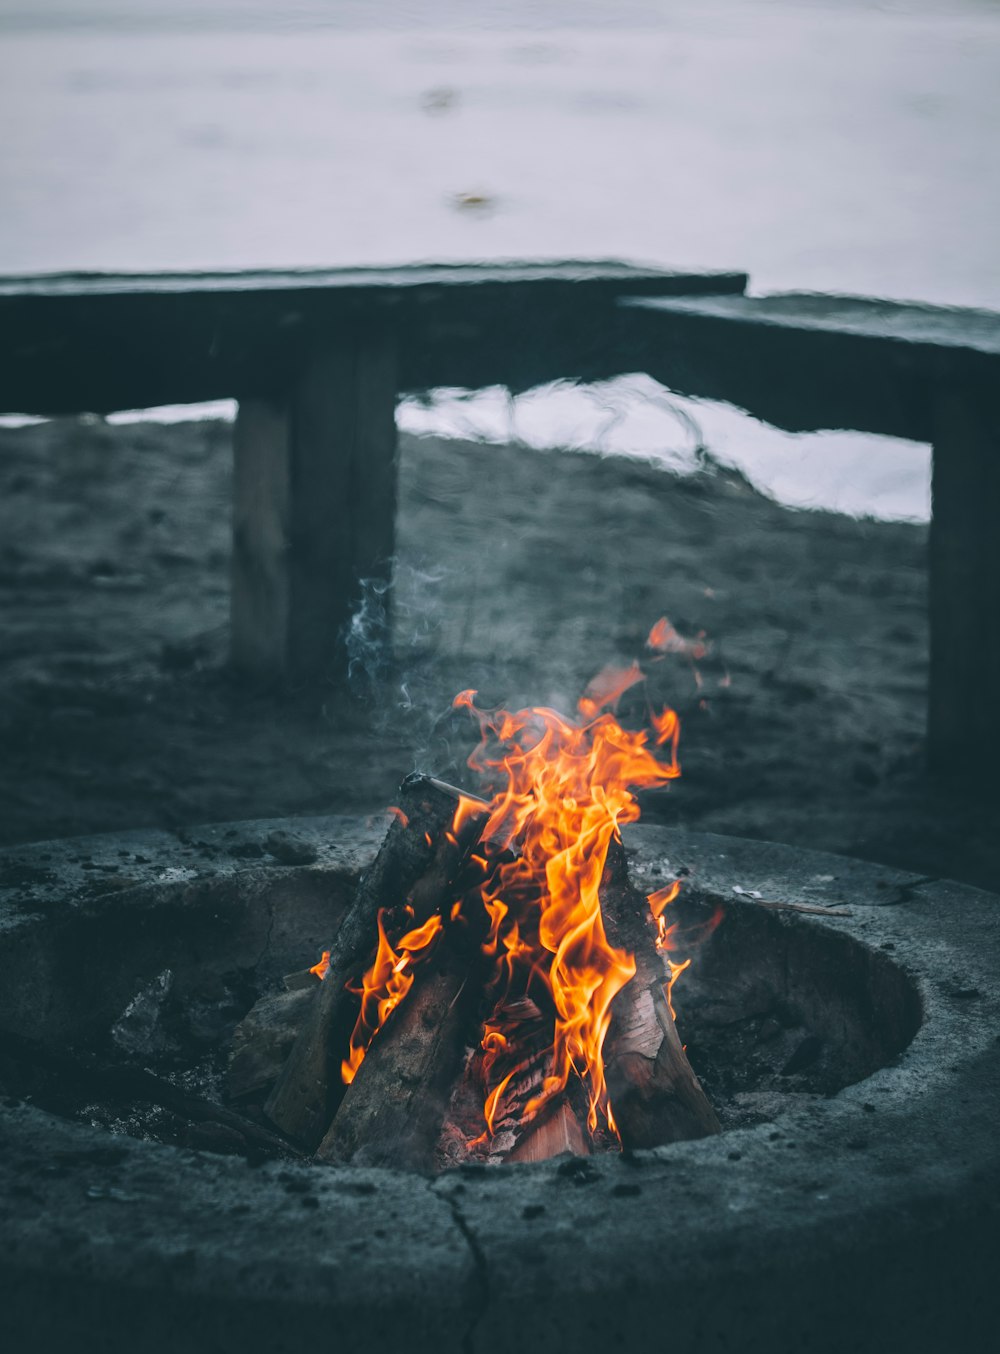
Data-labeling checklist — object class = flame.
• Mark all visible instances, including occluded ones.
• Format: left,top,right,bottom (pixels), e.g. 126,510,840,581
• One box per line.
456,664,683,1140
646,615,707,661
309,950,332,981
341,909,443,1085
325,631,714,1156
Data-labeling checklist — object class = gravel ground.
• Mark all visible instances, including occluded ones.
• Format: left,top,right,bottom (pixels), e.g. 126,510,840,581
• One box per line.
1,416,996,891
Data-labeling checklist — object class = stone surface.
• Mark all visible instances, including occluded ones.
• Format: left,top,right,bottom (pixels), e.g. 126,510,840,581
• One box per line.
0,816,998,1353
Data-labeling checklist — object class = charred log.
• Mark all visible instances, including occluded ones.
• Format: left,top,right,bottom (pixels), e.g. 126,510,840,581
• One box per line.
600,837,721,1148
0,1027,301,1159
316,929,487,1172
264,774,488,1149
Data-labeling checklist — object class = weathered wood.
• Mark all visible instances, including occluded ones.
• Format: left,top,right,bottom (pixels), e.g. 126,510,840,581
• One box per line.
225,986,318,1102
507,1099,589,1164
928,376,1000,783
231,322,398,682
232,396,291,679
264,775,488,1149
619,291,1000,441
316,935,483,1172
600,838,721,1149
0,262,748,415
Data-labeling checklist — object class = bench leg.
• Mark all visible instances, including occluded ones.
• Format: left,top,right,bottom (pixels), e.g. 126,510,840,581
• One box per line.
928,378,1000,782
231,326,398,682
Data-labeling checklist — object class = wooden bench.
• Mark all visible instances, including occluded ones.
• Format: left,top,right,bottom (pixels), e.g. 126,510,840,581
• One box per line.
0,261,745,680
1,263,997,779
617,292,1000,780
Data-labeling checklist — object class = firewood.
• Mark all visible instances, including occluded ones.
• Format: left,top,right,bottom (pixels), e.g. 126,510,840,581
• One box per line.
0,1027,301,1159
316,931,486,1172
264,774,489,1149
225,986,318,1102
600,837,721,1148
507,1099,589,1163
284,968,321,991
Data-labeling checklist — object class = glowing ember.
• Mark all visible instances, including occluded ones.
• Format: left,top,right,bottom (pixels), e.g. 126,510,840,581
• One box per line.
309,950,332,981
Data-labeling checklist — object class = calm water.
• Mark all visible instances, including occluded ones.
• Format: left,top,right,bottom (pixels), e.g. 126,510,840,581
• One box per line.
3,0,998,519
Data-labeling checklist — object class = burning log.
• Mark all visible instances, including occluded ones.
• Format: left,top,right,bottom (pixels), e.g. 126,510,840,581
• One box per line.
264,774,488,1149
316,929,487,1172
601,838,721,1148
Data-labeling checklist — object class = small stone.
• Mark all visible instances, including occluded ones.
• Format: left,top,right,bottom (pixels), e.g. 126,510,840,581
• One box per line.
228,841,264,860
265,831,318,866
556,1157,598,1186
111,969,175,1058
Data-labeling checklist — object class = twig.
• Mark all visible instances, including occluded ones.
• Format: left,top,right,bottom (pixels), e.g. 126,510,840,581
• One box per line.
0,1026,303,1158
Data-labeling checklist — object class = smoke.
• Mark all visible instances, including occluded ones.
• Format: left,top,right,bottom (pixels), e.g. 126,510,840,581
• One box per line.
344,573,394,695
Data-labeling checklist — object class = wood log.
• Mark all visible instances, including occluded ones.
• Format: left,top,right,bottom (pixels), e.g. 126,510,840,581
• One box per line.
225,986,318,1102
600,837,721,1148
507,1099,589,1164
455,996,594,1166
264,774,488,1148
0,1027,301,1159
316,931,486,1172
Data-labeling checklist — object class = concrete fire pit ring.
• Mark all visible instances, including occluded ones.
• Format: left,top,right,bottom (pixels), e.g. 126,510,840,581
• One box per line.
1,816,997,1354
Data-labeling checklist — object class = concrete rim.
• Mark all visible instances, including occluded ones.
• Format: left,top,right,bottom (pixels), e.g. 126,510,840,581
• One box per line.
1,816,998,1354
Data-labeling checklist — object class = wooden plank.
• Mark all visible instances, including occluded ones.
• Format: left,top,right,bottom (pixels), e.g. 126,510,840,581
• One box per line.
231,397,291,679
230,322,398,681
0,260,748,301
286,325,398,680
0,262,747,416
620,292,1000,441
928,376,1000,782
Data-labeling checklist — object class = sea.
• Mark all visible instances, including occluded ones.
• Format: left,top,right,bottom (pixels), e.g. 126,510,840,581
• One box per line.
2,0,999,521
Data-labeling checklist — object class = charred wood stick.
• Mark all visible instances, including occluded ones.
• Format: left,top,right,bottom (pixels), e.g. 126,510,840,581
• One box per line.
600,838,721,1149
0,1027,302,1158
225,985,318,1102
316,929,488,1172
265,774,489,1149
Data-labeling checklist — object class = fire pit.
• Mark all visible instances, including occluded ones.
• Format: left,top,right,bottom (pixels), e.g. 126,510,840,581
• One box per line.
1,814,997,1353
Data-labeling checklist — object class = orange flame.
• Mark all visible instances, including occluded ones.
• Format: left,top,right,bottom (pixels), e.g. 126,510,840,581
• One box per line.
646,615,707,661
323,631,715,1155
309,950,332,981
341,909,443,1085
457,666,683,1139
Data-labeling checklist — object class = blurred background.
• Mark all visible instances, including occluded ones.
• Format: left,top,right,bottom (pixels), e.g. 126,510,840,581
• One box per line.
2,0,999,516
2,1,999,887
